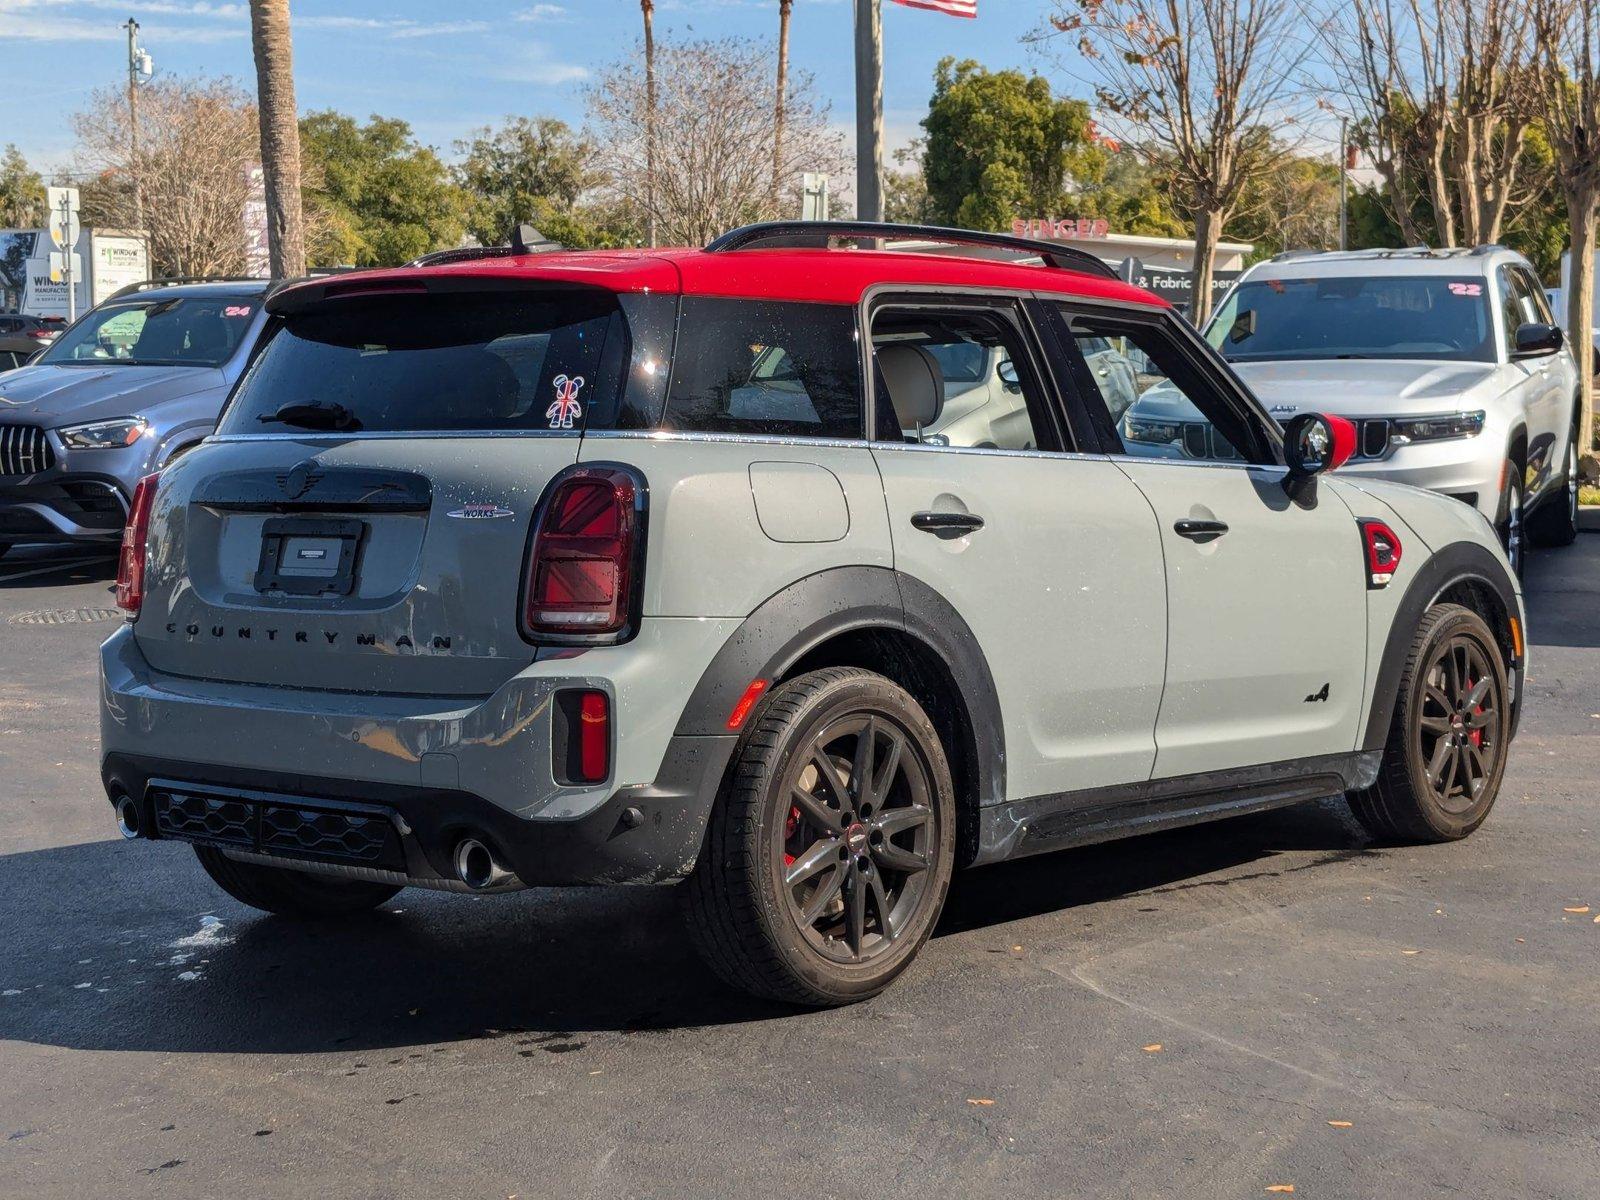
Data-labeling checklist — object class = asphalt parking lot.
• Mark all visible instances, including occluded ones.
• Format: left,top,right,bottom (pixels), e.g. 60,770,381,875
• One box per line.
1,522,1597,1200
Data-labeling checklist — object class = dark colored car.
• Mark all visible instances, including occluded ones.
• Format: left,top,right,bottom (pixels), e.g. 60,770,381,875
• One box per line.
0,333,42,373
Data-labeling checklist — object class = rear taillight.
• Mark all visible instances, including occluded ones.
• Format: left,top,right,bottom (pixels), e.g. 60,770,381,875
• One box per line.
523,467,644,642
1359,519,1402,589
116,472,160,616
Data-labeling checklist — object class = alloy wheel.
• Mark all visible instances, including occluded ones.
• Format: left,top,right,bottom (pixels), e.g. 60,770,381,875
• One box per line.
1413,633,1502,815
1502,473,1524,575
776,712,937,964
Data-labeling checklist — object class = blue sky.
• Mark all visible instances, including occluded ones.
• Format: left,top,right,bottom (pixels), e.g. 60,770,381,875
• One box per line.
1,0,1061,176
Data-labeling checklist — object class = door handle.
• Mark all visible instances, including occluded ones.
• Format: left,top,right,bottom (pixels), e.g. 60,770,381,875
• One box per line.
911,511,985,535
1174,518,1229,542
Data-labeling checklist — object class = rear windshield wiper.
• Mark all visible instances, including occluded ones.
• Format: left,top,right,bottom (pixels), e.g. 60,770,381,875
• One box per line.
258,401,362,431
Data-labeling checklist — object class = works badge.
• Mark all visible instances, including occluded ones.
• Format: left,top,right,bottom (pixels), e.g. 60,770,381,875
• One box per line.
447,503,515,520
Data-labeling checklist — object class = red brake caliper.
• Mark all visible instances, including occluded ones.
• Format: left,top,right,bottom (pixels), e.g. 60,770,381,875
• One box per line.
783,804,800,867
1468,675,1484,747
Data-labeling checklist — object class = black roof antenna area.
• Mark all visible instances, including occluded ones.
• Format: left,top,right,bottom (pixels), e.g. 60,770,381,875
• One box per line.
404,223,566,268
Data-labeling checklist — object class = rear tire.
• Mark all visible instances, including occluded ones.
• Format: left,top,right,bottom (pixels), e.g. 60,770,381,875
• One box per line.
683,667,957,1006
1347,604,1510,843
193,845,401,917
1527,436,1579,548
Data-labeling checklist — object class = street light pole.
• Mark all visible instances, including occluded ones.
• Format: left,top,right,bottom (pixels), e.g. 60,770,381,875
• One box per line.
126,18,144,242
853,0,883,222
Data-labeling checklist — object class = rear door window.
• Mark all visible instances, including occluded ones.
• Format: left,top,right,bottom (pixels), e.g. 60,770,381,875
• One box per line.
219,291,627,435
662,299,863,438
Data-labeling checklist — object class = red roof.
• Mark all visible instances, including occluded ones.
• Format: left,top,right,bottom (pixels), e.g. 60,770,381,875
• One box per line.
274,246,1167,310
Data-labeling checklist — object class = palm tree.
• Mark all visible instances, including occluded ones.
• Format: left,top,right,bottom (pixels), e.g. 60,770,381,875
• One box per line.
249,0,306,277
641,0,658,247
772,0,793,213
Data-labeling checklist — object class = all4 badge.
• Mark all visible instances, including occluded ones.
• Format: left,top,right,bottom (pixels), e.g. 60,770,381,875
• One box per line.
547,374,585,429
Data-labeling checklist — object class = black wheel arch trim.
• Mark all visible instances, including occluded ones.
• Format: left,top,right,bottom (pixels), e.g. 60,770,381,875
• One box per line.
1362,540,1523,752
671,565,1007,810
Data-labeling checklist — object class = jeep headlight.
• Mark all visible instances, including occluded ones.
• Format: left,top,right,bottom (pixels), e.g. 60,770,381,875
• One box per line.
57,417,149,449
1123,416,1181,444
1391,411,1485,445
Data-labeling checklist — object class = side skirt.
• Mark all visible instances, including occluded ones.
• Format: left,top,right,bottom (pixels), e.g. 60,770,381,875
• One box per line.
971,751,1381,867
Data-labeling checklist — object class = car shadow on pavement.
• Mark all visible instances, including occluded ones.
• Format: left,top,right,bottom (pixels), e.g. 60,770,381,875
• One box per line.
0,546,118,590
0,799,1375,1057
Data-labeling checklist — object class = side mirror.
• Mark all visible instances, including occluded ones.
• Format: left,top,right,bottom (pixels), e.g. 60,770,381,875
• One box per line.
1283,412,1356,480
997,359,1021,393
1512,322,1563,359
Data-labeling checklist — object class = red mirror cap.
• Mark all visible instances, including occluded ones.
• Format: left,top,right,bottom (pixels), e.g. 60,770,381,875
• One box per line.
1325,415,1357,470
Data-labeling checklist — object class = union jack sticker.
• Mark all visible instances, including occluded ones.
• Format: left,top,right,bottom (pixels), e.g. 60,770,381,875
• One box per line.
547,374,585,429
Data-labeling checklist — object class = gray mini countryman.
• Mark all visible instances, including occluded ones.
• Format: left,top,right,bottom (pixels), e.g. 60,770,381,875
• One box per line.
100,223,1526,1005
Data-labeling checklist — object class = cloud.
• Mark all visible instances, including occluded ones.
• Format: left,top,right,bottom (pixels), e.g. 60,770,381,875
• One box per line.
296,14,492,40
514,4,568,20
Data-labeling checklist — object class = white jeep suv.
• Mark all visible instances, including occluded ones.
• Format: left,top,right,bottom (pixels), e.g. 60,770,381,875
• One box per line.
1186,247,1580,572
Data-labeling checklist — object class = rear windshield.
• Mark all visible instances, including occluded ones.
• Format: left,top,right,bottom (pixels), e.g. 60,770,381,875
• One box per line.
219,291,626,434
1207,275,1496,364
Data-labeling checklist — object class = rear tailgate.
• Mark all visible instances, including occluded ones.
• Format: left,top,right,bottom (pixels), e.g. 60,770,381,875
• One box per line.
131,280,659,697
135,435,579,695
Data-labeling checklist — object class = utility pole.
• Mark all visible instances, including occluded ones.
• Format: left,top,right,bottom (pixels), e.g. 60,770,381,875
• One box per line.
1338,116,1349,252
125,18,149,245
853,0,884,222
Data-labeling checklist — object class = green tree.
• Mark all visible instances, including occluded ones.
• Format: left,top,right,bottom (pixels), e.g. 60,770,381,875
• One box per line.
921,57,1093,231
1073,152,1187,239
454,117,599,248
0,145,45,228
299,112,466,267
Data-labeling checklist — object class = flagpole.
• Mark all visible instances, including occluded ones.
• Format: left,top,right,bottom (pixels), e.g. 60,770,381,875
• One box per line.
854,0,884,221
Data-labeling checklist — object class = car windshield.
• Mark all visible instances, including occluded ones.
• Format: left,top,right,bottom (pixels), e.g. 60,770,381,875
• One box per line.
1206,275,1496,364
38,295,260,368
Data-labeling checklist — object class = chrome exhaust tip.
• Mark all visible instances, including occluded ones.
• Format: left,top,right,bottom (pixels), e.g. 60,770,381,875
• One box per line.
114,795,142,840
453,838,514,890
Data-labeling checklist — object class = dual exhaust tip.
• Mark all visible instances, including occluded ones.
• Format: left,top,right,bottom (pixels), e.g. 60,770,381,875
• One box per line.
453,837,516,891
114,795,142,840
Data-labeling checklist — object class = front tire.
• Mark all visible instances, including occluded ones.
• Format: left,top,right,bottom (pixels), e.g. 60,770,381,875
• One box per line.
1498,463,1526,576
193,845,401,916
1527,435,1579,548
684,667,957,1006
1347,604,1510,842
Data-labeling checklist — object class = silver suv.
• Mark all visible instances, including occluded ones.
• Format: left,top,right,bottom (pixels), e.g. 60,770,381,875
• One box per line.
1194,247,1580,573
0,280,273,559
100,223,1527,1006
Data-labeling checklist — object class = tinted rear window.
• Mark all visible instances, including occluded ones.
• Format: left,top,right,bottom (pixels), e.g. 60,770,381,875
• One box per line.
220,291,626,434
662,299,863,438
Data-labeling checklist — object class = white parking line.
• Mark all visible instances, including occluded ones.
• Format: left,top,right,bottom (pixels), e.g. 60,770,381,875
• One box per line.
0,557,106,584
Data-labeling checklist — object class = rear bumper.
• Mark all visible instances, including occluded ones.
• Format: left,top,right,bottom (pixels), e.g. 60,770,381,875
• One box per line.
99,622,739,885
102,742,733,887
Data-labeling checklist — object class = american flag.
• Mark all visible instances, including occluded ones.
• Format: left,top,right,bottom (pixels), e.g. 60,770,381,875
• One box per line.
890,0,978,16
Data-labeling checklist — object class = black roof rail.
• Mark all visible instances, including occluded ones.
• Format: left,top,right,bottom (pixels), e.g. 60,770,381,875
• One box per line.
406,223,565,268
106,275,270,302
705,220,1121,281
